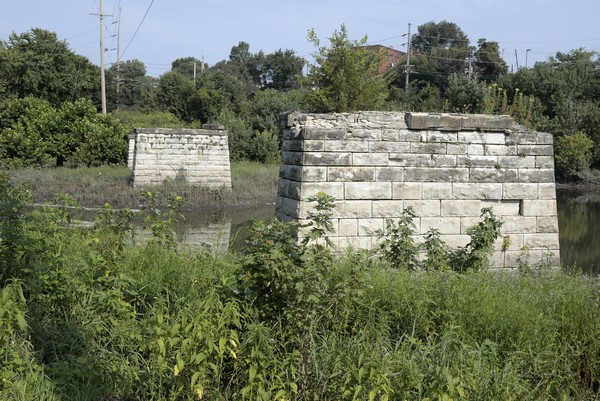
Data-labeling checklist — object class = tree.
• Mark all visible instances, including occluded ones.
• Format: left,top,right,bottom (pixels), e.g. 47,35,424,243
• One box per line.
0,97,55,167
409,21,472,91
473,39,508,82
156,71,196,121
171,57,203,81
262,49,305,91
306,24,388,112
106,59,157,111
0,28,99,106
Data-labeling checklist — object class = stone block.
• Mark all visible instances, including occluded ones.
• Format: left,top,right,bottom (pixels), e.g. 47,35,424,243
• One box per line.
440,234,472,249
406,112,463,130
345,182,392,200
358,219,384,236
441,200,481,216
453,183,503,200
481,200,521,216
458,132,506,144
304,152,352,166
538,183,557,200
369,141,411,152
536,216,559,233
282,151,303,165
535,156,555,169
324,140,369,152
497,156,536,169
389,153,435,167
427,131,458,143
457,155,498,168
328,167,376,182
432,155,458,168
420,217,461,235
469,168,518,183
353,153,390,166
499,216,537,233
502,183,538,200
372,200,405,217
302,128,346,140
522,200,557,216
302,167,328,182
517,144,554,156
405,200,441,216
460,217,481,234
447,144,468,155
300,182,344,200
523,233,560,249
276,196,301,218
485,145,517,156
338,219,358,236
410,142,447,154
423,182,453,199
518,169,555,183
333,200,373,218
405,168,469,182
467,144,486,155
346,129,383,141
376,167,405,181
535,132,554,145
392,182,422,199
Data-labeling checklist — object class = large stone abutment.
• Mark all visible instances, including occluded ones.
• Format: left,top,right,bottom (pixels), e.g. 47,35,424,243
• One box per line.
275,111,560,268
129,126,232,189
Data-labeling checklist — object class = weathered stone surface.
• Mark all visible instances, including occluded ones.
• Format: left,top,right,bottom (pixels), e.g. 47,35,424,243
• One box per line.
130,128,231,188
328,167,376,182
275,111,559,268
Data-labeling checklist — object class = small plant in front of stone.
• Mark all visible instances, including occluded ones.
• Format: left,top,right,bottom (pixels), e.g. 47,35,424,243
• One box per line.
450,208,503,272
139,191,185,250
378,207,419,271
423,228,450,271
303,191,336,248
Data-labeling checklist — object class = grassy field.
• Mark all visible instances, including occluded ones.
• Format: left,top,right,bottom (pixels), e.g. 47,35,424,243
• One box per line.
1,173,599,400
7,161,280,210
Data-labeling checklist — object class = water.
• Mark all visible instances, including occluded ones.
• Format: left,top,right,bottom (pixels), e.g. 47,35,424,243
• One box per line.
74,189,600,275
557,188,600,275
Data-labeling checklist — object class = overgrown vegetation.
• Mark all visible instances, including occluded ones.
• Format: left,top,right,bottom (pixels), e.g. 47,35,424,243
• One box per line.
2,24,600,178
1,176,599,400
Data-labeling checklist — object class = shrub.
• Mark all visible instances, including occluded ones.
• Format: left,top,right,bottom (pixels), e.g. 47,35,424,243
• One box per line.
555,131,594,177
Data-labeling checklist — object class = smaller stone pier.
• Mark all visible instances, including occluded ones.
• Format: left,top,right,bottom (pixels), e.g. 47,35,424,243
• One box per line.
129,126,232,189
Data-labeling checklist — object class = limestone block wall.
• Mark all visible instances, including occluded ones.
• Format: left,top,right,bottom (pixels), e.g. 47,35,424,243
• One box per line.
129,127,232,189
276,111,560,268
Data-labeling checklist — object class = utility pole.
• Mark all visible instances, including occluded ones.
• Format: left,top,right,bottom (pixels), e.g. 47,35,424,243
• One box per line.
526,48,531,68
404,23,412,97
92,0,111,114
116,7,122,108
515,49,519,71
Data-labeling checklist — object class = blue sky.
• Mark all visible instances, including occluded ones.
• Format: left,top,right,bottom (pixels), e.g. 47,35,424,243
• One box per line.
1,0,599,77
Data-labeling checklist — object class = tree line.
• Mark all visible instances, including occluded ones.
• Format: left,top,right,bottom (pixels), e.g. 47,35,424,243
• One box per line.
1,23,599,178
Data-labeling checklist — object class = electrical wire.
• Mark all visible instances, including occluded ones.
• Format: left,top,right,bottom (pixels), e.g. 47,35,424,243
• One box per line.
121,0,155,59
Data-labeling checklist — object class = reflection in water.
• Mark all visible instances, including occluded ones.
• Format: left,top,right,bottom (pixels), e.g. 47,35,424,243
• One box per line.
557,188,600,275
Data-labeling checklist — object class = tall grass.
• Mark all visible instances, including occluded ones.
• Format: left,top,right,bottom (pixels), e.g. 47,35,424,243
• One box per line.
7,161,279,210
1,174,599,400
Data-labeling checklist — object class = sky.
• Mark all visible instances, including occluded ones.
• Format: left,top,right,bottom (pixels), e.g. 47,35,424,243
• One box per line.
1,0,600,77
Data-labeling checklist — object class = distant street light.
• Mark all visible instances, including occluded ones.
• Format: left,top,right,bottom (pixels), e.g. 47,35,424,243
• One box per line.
526,49,532,68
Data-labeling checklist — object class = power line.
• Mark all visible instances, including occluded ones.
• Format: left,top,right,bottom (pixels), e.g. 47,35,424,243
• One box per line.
121,0,155,59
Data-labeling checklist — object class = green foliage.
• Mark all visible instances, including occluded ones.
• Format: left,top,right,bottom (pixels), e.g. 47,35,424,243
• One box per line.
0,97,128,167
379,207,503,273
0,97,55,167
445,74,489,113
0,28,98,106
139,191,185,250
306,24,388,112
0,176,599,400
450,208,503,272
555,131,594,177
378,207,419,271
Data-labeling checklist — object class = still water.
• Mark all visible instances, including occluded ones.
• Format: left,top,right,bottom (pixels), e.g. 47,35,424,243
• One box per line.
557,188,600,275
135,189,600,275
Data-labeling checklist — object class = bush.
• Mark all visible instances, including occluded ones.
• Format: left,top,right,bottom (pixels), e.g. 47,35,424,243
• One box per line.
555,131,594,177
